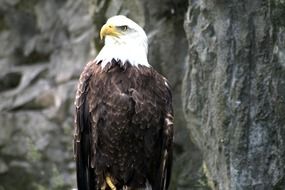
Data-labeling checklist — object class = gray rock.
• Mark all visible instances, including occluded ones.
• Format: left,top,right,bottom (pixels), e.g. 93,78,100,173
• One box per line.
1,0,284,189
183,0,285,189
0,159,8,174
0,0,93,189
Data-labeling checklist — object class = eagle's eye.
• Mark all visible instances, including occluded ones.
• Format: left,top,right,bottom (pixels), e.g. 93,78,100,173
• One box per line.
118,25,128,31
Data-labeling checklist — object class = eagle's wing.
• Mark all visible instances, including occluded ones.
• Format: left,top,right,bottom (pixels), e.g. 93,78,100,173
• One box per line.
74,62,95,190
159,81,174,190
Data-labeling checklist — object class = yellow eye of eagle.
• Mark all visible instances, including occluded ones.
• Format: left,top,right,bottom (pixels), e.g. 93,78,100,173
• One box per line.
118,25,128,31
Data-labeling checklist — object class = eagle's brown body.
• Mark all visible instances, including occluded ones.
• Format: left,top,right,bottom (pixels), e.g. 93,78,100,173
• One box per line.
74,59,173,190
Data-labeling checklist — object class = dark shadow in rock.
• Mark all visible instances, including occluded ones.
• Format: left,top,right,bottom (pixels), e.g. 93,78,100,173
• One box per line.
14,49,50,65
0,72,22,92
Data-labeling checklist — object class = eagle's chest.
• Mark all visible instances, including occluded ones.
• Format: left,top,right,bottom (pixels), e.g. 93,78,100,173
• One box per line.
97,89,156,149
95,86,161,157
91,64,163,165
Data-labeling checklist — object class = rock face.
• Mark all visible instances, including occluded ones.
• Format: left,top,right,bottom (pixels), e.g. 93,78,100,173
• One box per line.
0,0,94,189
0,0,205,189
1,0,285,190
183,0,285,189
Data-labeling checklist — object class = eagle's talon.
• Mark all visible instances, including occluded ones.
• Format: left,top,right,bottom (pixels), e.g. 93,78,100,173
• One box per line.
106,176,117,190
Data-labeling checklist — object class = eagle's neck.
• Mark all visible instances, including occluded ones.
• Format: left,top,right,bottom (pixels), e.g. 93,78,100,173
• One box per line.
95,37,150,68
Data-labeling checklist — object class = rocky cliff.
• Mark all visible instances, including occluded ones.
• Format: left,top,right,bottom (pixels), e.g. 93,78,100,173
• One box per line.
0,0,284,190
183,0,285,189
0,0,94,189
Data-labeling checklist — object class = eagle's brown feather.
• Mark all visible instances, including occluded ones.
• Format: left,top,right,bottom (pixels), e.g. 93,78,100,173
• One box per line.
74,59,173,190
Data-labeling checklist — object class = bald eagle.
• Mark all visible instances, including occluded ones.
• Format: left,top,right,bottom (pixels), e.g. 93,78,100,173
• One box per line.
74,15,173,190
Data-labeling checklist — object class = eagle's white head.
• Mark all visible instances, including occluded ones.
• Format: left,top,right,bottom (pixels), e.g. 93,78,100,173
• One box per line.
95,15,150,68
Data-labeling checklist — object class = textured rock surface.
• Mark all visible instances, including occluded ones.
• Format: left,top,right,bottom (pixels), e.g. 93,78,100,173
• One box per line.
1,0,285,189
1,0,206,189
0,0,94,189
183,0,285,189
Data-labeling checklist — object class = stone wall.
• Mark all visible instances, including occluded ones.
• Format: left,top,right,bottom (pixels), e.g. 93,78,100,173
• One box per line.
183,0,285,189
0,0,94,189
1,0,285,190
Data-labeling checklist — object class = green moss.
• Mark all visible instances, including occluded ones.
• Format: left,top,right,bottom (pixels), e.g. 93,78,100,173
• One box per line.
26,138,42,162
271,0,285,26
274,0,285,4
273,177,285,190
0,166,36,190
32,183,47,190
15,0,39,13
0,14,8,31
50,165,66,190
203,162,218,190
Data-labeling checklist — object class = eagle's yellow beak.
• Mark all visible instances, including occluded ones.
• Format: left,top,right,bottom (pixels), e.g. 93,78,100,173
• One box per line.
100,24,120,40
